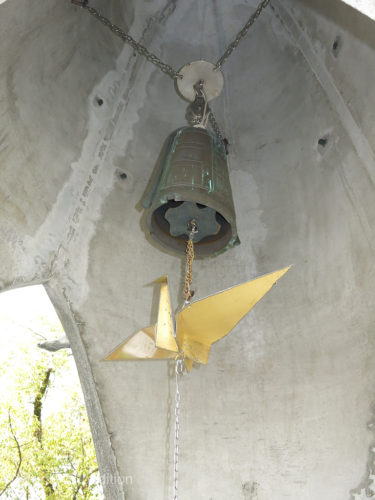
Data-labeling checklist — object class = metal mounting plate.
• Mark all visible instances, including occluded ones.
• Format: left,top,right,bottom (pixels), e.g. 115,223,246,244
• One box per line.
175,60,224,103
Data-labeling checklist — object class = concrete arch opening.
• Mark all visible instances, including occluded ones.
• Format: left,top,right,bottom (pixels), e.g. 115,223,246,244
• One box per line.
0,284,123,499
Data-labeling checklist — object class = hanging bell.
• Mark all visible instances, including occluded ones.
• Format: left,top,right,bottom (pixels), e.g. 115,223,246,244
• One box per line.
142,126,240,257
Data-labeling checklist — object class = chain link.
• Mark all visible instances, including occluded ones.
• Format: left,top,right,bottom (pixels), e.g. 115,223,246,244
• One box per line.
214,0,270,69
173,359,183,500
174,219,196,499
74,2,181,80
73,0,269,78
207,105,224,143
191,83,227,151
73,0,269,151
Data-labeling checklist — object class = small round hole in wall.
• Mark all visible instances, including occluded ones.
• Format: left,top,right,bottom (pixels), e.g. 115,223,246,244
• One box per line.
115,168,133,192
332,36,342,57
317,135,330,155
95,97,104,107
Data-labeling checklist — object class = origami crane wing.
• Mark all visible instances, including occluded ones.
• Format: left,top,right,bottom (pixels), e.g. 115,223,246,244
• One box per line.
176,266,290,365
105,276,179,361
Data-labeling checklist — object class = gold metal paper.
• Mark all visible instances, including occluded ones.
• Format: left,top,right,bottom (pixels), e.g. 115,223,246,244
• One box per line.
106,267,290,370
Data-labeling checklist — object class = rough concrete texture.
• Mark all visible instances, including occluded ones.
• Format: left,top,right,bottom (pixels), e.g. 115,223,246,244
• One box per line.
1,0,375,498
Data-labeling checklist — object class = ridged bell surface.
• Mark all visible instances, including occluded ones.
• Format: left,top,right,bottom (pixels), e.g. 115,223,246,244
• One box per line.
142,126,239,257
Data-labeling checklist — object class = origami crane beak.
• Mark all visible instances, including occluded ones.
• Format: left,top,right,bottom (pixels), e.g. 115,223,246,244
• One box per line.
153,275,168,284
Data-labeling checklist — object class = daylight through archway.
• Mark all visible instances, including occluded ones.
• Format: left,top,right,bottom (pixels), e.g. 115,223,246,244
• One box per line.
0,285,104,499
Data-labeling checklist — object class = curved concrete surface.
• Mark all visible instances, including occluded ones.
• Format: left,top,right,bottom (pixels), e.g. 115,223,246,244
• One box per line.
1,1,375,498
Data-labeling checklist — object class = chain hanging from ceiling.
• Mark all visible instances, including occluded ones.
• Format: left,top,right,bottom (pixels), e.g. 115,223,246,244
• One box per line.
72,0,181,79
71,0,270,147
214,0,270,69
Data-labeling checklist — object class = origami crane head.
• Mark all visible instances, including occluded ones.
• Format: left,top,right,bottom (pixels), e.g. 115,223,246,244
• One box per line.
105,267,290,371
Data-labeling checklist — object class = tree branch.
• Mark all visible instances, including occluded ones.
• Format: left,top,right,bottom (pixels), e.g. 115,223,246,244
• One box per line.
0,411,22,497
33,368,53,444
14,322,47,341
33,368,55,497
72,468,99,500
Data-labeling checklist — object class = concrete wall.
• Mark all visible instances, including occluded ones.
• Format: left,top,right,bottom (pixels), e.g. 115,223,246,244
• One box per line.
1,0,375,498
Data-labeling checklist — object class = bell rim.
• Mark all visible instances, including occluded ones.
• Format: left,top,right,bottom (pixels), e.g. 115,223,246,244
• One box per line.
146,198,238,257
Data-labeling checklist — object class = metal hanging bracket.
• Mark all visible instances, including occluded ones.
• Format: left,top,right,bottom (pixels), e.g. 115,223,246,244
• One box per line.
175,61,224,103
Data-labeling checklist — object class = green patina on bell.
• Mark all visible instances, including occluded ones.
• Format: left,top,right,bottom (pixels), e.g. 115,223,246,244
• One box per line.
142,126,240,257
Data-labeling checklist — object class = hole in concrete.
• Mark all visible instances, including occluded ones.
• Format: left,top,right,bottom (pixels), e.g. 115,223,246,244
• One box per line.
332,36,342,57
317,135,330,155
95,97,104,107
119,172,127,180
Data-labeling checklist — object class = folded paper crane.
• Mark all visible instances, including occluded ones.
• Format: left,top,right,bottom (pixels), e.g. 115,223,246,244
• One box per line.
106,267,290,371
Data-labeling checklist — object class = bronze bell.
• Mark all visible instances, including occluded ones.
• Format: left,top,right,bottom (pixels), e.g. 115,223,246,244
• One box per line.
142,126,240,257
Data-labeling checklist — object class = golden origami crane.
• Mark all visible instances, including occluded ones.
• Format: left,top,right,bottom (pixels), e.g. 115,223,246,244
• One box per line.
106,267,290,371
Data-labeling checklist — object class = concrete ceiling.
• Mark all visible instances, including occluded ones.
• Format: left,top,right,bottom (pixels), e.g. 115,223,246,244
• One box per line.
1,0,375,498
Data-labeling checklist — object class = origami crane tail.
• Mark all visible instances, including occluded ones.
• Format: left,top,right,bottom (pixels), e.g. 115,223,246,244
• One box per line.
184,358,193,372
105,326,177,361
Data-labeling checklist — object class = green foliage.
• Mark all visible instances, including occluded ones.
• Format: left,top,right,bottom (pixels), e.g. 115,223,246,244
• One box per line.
0,333,103,499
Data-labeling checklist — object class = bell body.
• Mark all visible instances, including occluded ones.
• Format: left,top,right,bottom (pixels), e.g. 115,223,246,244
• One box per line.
142,126,239,257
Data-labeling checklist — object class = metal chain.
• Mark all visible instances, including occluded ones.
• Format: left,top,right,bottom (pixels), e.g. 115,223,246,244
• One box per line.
72,0,269,152
214,0,270,69
71,1,181,80
174,219,196,499
189,84,227,151
173,359,183,500
72,0,269,77
173,221,197,498
207,105,224,143
184,221,197,305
